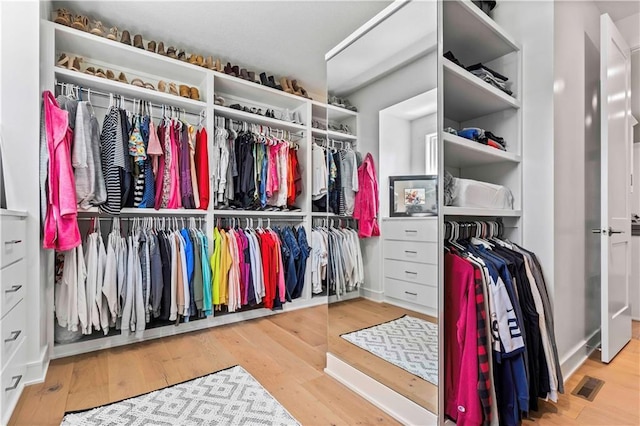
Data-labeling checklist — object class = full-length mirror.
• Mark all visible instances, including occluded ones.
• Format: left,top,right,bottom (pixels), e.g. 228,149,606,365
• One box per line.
321,0,439,414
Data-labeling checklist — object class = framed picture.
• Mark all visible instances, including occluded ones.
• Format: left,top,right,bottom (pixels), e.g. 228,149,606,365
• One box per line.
389,175,437,217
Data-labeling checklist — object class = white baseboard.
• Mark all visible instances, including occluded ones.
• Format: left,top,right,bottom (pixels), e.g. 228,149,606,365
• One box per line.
325,353,437,425
361,287,384,302
383,297,438,318
560,328,601,383
24,345,50,385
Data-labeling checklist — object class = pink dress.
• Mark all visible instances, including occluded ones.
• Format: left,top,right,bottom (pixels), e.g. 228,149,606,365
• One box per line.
42,91,81,251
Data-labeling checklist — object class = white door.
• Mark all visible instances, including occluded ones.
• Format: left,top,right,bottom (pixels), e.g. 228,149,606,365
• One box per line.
600,13,632,363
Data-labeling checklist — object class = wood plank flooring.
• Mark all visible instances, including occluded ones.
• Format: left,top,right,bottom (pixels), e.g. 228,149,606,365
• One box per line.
9,306,399,426
328,298,439,413
9,305,640,426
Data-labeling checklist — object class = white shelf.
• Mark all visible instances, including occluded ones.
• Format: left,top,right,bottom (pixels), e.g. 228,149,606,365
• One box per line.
78,207,207,216
214,105,307,133
214,72,308,109
443,133,521,167
51,21,207,86
443,58,520,122
213,210,306,218
327,130,357,141
443,0,519,64
0,209,27,217
312,128,328,138
55,68,207,113
327,104,358,121
443,207,522,217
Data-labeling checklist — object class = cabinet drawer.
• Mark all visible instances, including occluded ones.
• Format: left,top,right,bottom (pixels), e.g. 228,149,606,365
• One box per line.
0,340,26,426
382,219,437,242
1,260,25,317
384,259,437,287
383,240,438,264
1,301,25,369
385,278,437,309
0,218,25,268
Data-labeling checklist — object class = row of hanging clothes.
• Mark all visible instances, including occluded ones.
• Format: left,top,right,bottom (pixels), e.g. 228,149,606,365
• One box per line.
212,116,303,211
42,83,211,250
210,218,310,312
311,138,380,239
443,220,563,426
311,138,360,217
311,217,364,298
54,216,211,342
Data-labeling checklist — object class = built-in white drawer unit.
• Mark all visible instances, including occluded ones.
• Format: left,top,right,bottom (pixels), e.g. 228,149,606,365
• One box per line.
382,218,437,242
383,240,438,265
384,278,437,310
0,260,26,317
384,259,437,287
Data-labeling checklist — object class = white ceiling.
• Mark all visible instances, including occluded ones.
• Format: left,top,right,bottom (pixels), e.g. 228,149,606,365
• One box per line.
594,0,640,21
53,1,392,100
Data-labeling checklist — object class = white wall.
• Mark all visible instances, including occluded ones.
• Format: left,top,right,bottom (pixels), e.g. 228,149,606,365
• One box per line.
614,13,640,50
1,1,49,383
410,113,438,174
334,53,438,295
552,0,603,377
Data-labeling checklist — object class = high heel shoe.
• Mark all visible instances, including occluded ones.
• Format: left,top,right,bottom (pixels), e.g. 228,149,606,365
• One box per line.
53,9,72,26
133,34,144,49
147,40,157,53
70,56,82,72
280,78,294,94
215,58,222,72
290,80,303,96
107,26,118,41
89,20,106,37
205,56,214,69
121,30,131,45
157,42,166,56
56,53,70,68
71,14,89,32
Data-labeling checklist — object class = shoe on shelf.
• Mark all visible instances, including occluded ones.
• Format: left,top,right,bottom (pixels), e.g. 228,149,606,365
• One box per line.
147,40,156,53
299,86,312,100
56,53,70,68
280,78,294,94
232,65,240,77
190,87,200,100
84,67,96,76
121,30,131,45
106,69,116,80
133,34,144,49
259,72,269,86
179,84,190,98
89,20,105,37
95,68,108,79
107,26,118,41
196,55,204,66
177,50,187,61
230,104,242,110
343,99,357,111
188,54,198,65
215,58,223,72
53,9,72,26
214,95,225,106
240,68,250,80
205,56,214,69
157,42,166,56
248,71,260,84
131,78,145,87
118,72,128,84
169,83,179,96
268,76,282,90
71,15,89,31
144,82,156,91
70,56,82,72
166,46,177,59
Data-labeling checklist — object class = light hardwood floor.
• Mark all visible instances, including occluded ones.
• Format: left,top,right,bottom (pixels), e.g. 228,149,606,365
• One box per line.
9,307,640,425
9,306,400,426
329,298,439,413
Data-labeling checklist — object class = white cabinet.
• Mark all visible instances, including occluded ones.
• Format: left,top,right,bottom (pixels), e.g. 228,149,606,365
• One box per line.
382,218,438,314
0,210,27,425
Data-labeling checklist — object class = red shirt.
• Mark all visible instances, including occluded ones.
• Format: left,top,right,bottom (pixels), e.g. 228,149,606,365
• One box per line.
194,128,210,210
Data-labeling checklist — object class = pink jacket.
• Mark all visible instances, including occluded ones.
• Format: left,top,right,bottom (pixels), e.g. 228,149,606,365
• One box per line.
42,91,81,251
353,153,380,238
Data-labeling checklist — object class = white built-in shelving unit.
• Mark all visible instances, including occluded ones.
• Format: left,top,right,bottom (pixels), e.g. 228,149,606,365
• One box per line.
41,19,359,357
441,0,523,240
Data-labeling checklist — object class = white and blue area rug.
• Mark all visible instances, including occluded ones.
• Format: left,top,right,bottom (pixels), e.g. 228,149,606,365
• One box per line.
61,365,300,426
341,315,439,386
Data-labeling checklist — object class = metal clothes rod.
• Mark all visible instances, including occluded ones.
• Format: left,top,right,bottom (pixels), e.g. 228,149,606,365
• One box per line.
214,116,306,139
55,81,206,118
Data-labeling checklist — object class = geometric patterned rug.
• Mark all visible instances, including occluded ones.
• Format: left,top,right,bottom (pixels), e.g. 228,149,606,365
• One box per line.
341,315,439,386
61,365,301,425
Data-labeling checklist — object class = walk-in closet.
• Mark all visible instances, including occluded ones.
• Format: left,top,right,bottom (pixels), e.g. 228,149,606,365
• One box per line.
0,0,639,425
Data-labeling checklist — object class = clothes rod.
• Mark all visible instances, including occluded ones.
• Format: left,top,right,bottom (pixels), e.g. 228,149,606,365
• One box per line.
216,117,305,139
55,81,206,118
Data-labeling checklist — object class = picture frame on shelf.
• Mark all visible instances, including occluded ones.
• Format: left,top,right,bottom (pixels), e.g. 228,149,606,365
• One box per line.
389,175,438,217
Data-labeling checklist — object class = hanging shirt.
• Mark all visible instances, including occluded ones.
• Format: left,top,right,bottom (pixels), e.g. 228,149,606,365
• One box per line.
195,128,209,209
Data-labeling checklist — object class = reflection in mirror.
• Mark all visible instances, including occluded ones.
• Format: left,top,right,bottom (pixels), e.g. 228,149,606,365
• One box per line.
322,0,439,415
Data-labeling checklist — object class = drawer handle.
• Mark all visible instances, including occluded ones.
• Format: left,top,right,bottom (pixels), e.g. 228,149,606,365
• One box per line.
404,230,418,233
405,291,418,296
4,240,22,245
5,375,22,391
5,285,22,294
404,271,418,275
4,330,21,343
404,250,417,254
